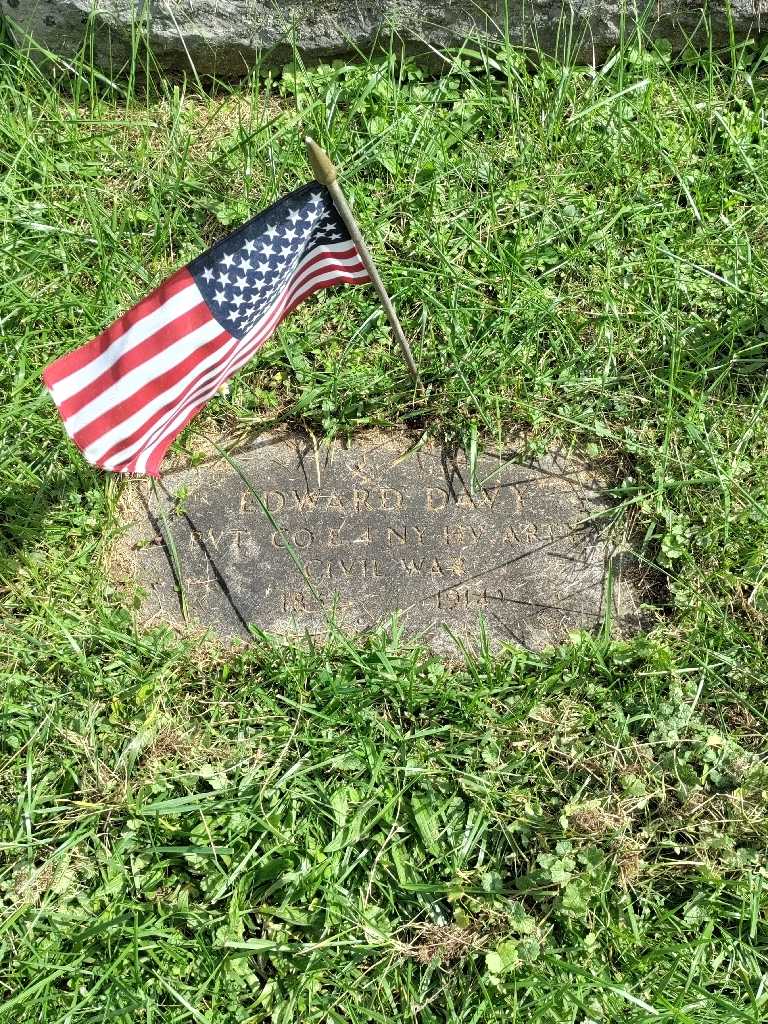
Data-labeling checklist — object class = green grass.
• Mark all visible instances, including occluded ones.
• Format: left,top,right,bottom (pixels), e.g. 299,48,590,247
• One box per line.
2,22,768,1023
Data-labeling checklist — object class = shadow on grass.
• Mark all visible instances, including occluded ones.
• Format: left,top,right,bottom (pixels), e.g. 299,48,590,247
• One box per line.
0,463,94,578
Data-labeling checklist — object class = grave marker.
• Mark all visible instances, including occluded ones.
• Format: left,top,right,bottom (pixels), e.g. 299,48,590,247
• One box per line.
115,431,645,652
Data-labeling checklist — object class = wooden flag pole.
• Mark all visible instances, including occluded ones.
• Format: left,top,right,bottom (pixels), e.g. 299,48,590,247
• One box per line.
304,136,423,392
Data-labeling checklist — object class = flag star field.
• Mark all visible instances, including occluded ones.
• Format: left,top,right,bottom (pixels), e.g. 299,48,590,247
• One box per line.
43,183,369,476
190,185,353,340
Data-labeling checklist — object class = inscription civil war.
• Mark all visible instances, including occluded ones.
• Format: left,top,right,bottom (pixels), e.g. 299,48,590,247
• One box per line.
116,431,644,652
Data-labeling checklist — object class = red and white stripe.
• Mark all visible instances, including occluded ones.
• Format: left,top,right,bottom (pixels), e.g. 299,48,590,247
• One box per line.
43,242,369,475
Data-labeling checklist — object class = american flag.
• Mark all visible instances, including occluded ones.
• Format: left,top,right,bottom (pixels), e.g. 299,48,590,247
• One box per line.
43,183,370,476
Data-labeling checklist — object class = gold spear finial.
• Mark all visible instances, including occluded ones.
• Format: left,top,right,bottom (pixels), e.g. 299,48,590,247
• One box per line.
304,136,337,186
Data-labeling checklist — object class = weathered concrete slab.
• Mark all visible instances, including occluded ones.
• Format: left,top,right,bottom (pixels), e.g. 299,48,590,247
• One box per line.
114,431,646,652
5,1,766,77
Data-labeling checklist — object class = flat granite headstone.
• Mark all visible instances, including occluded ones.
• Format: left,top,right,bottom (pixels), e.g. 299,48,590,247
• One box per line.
115,431,645,652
